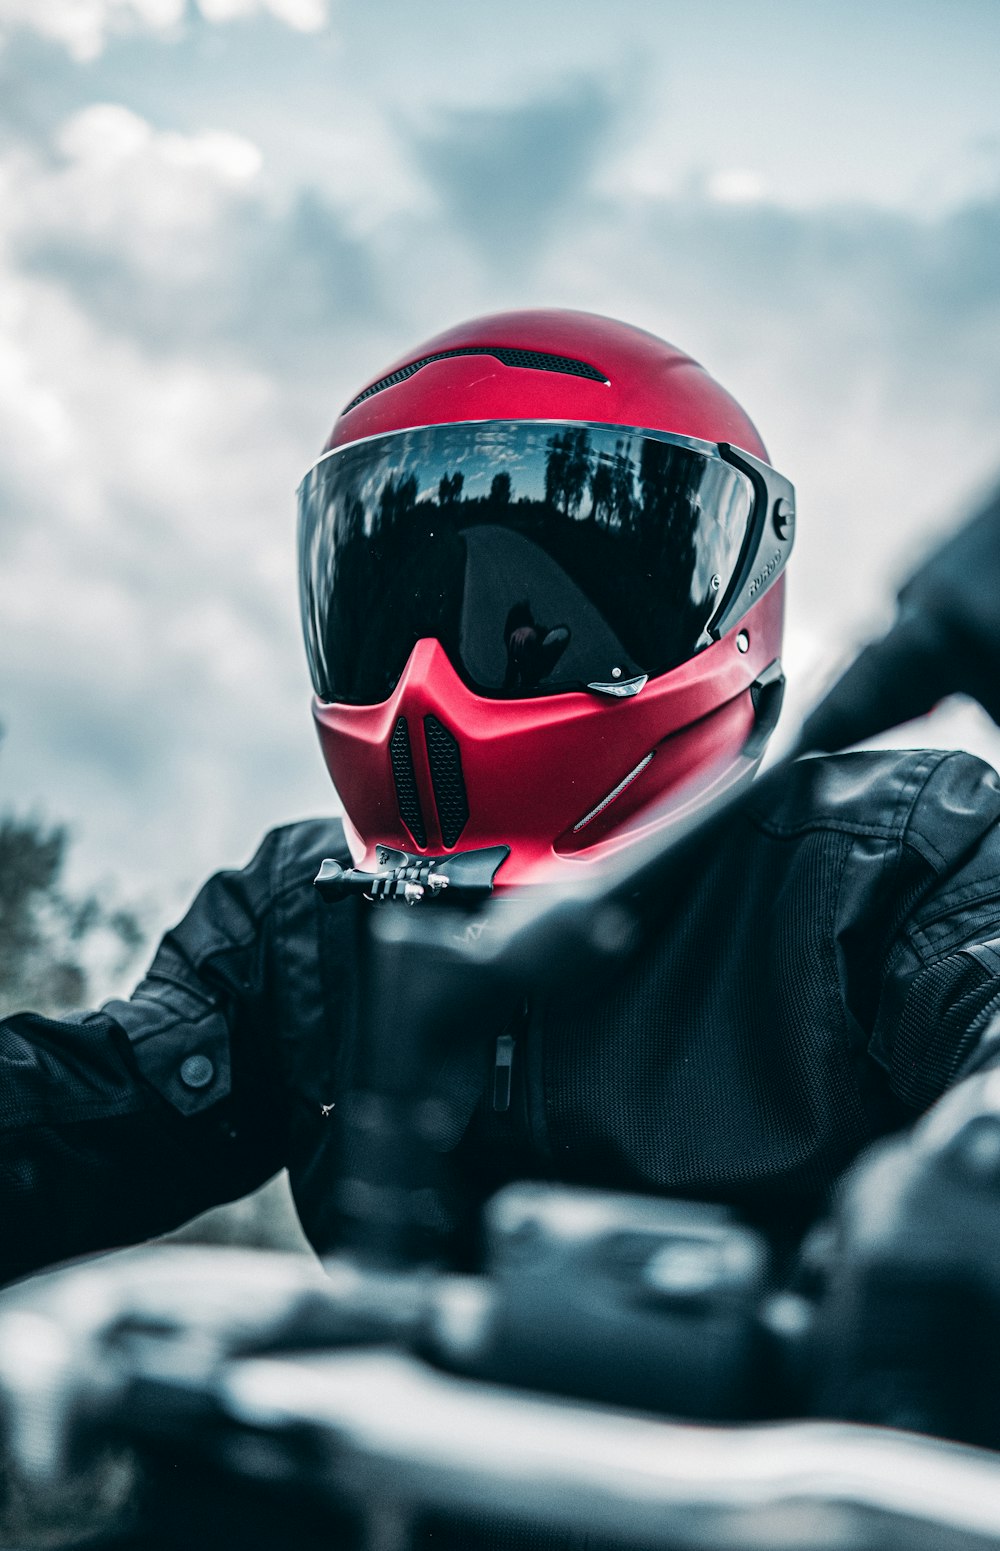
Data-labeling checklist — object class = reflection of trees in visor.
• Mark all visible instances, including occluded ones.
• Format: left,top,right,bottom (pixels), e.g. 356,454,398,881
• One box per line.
298,424,753,705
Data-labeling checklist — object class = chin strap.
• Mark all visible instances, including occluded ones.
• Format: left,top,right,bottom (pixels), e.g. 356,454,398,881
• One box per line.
314,843,510,905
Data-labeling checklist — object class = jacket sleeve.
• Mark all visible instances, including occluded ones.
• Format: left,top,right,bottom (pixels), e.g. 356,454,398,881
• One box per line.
868,753,1000,1112
0,829,294,1285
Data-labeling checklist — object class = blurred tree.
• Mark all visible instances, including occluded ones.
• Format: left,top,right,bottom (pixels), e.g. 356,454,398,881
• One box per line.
0,728,143,1020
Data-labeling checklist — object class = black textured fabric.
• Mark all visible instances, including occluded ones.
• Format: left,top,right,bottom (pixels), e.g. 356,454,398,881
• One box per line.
344,347,608,412
887,952,996,1110
539,827,865,1214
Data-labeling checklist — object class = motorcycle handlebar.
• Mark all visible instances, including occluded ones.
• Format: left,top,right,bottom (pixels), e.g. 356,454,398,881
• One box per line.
2,1240,1000,1551
216,1346,1000,1551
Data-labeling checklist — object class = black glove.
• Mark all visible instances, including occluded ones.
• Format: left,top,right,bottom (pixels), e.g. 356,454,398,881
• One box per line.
809,1069,1000,1446
798,482,1000,753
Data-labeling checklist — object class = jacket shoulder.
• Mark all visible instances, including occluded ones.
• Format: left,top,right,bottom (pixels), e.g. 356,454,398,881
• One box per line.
101,816,352,1117
121,817,351,977
260,816,351,896
745,749,1000,866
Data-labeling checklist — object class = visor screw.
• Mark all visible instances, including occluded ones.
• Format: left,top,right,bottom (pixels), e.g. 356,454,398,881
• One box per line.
736,631,750,654
773,498,795,540
611,667,622,679
710,573,722,592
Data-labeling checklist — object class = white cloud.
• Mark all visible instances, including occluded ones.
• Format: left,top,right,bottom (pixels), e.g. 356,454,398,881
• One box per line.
0,301,78,465
0,0,331,60
706,169,766,205
0,251,330,902
196,0,328,29
53,104,263,185
3,105,262,286
0,0,183,60
0,102,361,904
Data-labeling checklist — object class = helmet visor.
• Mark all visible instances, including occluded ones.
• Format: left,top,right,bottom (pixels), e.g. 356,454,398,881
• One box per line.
298,421,755,705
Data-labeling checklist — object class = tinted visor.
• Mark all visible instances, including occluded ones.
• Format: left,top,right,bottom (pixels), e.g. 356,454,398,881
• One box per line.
298,421,754,705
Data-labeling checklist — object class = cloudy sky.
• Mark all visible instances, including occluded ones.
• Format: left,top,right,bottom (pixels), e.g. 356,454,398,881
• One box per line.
2,0,1000,946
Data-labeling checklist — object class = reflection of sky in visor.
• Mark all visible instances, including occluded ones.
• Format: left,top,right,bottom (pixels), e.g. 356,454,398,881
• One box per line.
433,424,540,493
321,424,553,517
312,422,741,527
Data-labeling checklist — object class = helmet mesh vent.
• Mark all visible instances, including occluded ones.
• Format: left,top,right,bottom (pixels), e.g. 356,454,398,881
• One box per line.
424,715,470,849
389,716,426,847
344,347,609,413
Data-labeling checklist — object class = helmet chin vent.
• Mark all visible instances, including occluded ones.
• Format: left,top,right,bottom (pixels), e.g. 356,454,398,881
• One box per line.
344,347,609,413
389,716,427,847
424,715,470,849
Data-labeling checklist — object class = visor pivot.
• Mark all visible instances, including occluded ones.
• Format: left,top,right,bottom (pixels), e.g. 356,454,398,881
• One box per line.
736,632,750,654
773,498,795,540
710,573,722,592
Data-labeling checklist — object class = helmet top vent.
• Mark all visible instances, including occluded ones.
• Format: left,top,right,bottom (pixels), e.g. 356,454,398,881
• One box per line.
344,347,609,414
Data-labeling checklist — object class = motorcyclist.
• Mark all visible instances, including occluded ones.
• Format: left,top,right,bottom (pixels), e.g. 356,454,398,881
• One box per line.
2,309,1000,1294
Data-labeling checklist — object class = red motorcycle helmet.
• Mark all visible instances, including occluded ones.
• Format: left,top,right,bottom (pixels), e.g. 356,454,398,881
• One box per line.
299,310,794,890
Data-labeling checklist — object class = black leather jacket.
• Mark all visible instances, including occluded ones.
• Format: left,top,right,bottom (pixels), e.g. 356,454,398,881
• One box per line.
3,749,1000,1285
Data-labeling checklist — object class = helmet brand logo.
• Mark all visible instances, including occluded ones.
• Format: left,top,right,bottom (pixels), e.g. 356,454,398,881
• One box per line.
748,551,782,599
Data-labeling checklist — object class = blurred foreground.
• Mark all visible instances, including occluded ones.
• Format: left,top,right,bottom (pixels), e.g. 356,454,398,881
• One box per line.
164,1169,312,1255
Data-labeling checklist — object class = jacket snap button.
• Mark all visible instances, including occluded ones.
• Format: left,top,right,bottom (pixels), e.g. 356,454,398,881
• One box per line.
180,1054,215,1090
